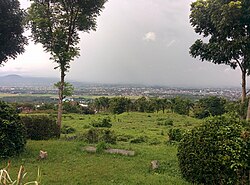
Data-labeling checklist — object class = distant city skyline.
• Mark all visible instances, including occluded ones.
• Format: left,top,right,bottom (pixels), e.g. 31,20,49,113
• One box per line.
0,0,247,88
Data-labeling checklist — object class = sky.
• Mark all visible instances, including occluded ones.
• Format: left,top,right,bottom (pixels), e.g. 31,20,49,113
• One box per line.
0,0,246,88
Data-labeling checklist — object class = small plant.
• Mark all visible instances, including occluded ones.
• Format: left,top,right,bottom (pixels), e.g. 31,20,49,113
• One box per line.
61,125,76,134
164,119,174,126
130,136,147,144
91,117,112,128
0,161,41,185
85,128,116,144
96,141,109,153
168,128,184,142
117,134,133,142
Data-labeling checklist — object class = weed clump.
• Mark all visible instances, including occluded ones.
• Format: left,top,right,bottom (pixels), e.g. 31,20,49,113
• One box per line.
85,128,116,144
168,128,184,142
91,117,112,128
61,125,76,134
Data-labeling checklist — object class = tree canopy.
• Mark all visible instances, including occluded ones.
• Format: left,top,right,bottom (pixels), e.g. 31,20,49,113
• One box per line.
0,0,27,65
190,0,250,102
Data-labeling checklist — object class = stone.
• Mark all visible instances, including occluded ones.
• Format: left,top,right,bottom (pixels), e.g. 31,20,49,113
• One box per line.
105,148,135,156
84,146,97,153
150,160,159,170
39,150,48,159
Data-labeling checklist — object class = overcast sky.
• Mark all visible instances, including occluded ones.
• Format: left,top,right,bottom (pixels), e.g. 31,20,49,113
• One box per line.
0,0,246,88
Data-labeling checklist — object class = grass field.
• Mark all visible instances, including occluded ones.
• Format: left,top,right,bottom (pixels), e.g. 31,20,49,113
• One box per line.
0,111,201,185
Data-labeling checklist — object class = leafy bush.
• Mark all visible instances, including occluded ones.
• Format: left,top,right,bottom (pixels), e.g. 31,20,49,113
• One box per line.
61,125,76,134
168,128,184,142
96,141,109,153
130,136,148,144
85,128,116,144
21,115,60,140
177,114,250,185
91,117,112,128
117,134,133,142
165,119,174,126
0,101,26,158
157,119,174,126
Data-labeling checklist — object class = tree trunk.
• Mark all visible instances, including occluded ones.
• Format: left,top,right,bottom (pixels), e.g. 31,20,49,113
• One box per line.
241,70,247,104
57,69,65,131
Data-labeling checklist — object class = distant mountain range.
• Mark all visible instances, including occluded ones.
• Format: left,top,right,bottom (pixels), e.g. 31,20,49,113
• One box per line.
0,75,67,87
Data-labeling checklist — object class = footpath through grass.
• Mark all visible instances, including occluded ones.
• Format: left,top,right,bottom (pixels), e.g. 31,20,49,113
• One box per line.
0,112,201,184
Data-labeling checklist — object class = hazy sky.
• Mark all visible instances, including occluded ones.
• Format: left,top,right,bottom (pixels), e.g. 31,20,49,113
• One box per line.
0,0,246,88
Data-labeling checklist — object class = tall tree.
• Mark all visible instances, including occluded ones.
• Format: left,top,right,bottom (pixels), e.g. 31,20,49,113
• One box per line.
28,0,107,129
0,0,27,65
189,0,250,103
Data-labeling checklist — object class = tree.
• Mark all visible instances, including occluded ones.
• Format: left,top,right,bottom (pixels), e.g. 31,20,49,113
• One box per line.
109,97,129,114
28,0,107,130
193,96,227,119
190,0,250,104
0,0,27,65
171,97,192,116
54,82,74,99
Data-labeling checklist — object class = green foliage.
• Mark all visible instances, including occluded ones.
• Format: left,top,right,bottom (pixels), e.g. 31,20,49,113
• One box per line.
21,115,60,140
91,117,112,128
134,97,155,113
63,102,82,114
168,128,184,142
0,101,26,158
96,141,109,153
130,136,148,144
28,0,107,129
37,103,55,111
171,97,192,115
157,118,174,126
0,0,27,64
85,128,116,144
225,99,248,119
54,82,74,98
190,0,250,102
193,96,227,119
61,125,76,134
109,97,131,114
178,114,250,185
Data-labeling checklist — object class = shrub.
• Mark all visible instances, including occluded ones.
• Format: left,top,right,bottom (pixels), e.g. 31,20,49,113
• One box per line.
117,134,133,142
85,128,116,144
0,101,26,158
61,125,76,134
21,115,60,140
177,114,250,185
164,119,174,126
96,141,109,153
157,119,174,126
91,117,112,128
168,128,184,142
130,136,148,144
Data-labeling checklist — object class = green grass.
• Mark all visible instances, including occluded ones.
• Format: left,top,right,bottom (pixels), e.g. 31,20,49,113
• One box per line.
0,111,201,184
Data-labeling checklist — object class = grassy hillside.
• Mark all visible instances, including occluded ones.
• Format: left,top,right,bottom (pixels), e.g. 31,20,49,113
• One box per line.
0,112,201,185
